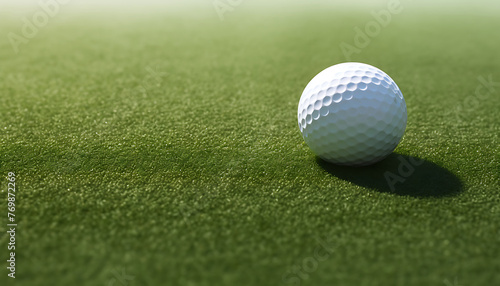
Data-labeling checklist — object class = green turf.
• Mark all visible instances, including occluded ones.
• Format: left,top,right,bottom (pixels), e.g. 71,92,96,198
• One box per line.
0,1,499,285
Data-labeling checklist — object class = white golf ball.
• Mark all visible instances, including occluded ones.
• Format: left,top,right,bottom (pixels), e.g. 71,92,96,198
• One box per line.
297,62,407,166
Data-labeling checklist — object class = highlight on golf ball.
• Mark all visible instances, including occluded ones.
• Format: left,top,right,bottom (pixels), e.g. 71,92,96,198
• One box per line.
297,62,407,166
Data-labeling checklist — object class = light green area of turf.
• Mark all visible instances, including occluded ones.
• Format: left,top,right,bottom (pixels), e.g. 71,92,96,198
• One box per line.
0,1,499,285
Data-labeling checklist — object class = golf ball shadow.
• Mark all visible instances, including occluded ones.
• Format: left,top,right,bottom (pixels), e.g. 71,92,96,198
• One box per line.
317,153,463,197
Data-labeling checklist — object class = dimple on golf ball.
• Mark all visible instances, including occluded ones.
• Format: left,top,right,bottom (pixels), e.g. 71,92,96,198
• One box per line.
297,62,407,166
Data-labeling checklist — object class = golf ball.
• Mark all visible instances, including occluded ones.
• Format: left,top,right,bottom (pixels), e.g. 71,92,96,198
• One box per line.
297,62,407,166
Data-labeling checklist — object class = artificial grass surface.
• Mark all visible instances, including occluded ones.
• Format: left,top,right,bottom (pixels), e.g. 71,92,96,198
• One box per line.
0,1,499,285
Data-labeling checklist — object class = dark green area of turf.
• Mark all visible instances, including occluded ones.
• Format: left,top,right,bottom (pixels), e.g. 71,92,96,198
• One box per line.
0,2,499,286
